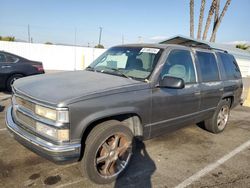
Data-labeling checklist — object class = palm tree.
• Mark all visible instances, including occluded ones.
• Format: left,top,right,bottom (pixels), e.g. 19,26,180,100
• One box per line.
197,0,206,39
190,0,194,38
210,0,232,42
211,0,220,42
202,0,217,40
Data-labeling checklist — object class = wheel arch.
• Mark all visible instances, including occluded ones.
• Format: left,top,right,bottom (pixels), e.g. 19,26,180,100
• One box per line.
221,95,234,108
78,112,143,160
5,72,26,89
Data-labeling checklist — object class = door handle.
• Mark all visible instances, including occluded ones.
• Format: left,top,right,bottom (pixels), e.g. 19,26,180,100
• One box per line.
1,65,11,68
194,92,201,96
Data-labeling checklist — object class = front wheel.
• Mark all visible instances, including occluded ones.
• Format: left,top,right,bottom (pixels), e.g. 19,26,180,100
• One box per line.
80,120,134,184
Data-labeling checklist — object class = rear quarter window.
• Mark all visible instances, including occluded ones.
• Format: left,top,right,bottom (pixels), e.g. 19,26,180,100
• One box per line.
218,52,241,80
196,51,220,82
6,55,18,63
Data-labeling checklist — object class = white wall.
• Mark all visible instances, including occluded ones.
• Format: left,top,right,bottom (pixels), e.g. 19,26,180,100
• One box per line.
1,41,249,77
235,58,250,78
0,41,106,70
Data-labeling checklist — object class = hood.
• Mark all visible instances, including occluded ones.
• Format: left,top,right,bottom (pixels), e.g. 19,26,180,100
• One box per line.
13,70,145,106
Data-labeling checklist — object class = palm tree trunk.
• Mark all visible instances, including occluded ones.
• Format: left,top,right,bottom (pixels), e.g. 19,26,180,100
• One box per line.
210,0,231,42
197,0,206,39
190,0,194,38
211,0,220,42
202,0,217,40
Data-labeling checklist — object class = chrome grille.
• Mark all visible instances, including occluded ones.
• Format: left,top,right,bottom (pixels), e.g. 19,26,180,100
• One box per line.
13,95,37,131
15,96,35,112
15,109,36,130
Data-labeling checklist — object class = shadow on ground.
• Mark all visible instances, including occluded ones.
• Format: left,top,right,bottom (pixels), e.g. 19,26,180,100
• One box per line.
114,140,156,188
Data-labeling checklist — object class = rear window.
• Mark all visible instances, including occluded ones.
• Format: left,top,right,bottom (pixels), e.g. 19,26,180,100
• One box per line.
196,51,220,82
218,52,241,80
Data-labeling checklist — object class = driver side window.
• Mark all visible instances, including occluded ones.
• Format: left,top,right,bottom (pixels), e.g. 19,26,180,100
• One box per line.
160,50,196,84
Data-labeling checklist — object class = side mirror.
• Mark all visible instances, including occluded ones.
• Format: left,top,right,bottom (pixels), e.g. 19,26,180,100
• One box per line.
158,76,185,89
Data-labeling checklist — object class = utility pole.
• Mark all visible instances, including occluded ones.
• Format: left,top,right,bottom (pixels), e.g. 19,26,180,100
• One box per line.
122,34,124,44
28,24,31,43
138,36,143,43
98,27,103,45
74,27,77,46
74,27,77,71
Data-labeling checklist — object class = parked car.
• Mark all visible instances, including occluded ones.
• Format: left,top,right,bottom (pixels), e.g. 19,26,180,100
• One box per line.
0,51,44,91
6,44,243,184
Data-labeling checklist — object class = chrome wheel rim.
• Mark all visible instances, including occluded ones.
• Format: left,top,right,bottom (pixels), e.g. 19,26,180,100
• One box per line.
217,105,229,130
95,133,132,178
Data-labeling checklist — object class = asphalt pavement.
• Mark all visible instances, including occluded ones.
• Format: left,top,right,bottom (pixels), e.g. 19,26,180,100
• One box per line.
0,91,249,188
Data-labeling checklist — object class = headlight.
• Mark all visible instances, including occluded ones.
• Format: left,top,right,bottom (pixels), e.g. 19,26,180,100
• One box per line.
36,122,69,141
35,105,69,123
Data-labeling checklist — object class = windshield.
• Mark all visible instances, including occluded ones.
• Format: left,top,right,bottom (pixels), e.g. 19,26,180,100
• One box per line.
88,47,163,80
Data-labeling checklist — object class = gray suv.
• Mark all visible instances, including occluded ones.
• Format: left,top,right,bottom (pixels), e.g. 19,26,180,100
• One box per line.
6,44,243,184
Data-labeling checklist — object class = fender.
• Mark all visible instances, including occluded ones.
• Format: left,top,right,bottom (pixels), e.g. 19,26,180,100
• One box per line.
73,106,143,141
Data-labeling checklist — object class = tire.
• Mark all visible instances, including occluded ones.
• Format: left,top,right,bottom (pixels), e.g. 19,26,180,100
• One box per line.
6,74,23,92
79,120,134,184
204,99,231,134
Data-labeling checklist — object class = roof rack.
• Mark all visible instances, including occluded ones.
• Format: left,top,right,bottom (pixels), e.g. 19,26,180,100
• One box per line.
160,36,228,53
188,44,228,53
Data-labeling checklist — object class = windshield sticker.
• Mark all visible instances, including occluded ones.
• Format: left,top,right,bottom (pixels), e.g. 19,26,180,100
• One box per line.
140,48,160,54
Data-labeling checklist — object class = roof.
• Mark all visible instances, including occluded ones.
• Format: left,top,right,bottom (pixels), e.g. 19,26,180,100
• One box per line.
113,43,170,49
160,35,250,60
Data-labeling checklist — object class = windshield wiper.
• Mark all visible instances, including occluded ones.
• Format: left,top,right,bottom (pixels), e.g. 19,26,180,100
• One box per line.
87,66,133,80
103,67,132,79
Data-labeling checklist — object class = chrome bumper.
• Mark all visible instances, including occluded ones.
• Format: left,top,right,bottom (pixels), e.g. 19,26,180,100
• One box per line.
5,106,81,163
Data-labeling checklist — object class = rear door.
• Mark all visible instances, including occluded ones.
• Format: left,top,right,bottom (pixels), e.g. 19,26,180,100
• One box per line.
0,53,10,87
0,53,19,87
194,50,224,120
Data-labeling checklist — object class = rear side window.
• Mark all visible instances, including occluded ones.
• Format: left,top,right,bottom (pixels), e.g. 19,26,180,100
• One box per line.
196,51,220,82
218,53,241,79
0,53,6,63
6,55,18,63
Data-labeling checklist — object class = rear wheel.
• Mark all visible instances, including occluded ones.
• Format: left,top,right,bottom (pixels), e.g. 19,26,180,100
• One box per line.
204,99,231,133
6,74,23,92
79,120,134,184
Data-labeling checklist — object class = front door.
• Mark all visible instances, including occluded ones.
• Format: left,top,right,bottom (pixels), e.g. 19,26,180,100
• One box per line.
150,49,200,137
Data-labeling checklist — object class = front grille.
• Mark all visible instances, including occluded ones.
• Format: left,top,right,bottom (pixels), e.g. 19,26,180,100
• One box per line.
15,96,35,112
13,95,37,131
15,109,36,130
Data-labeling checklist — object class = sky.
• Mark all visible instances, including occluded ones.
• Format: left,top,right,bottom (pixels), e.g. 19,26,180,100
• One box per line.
0,0,250,47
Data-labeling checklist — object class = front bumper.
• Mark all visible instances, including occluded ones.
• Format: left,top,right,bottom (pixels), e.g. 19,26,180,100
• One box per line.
5,106,81,163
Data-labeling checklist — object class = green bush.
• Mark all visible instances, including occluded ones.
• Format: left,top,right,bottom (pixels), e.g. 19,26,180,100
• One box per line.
0,36,15,41
94,44,104,49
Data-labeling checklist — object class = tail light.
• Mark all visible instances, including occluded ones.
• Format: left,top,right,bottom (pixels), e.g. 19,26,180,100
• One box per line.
32,65,44,72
